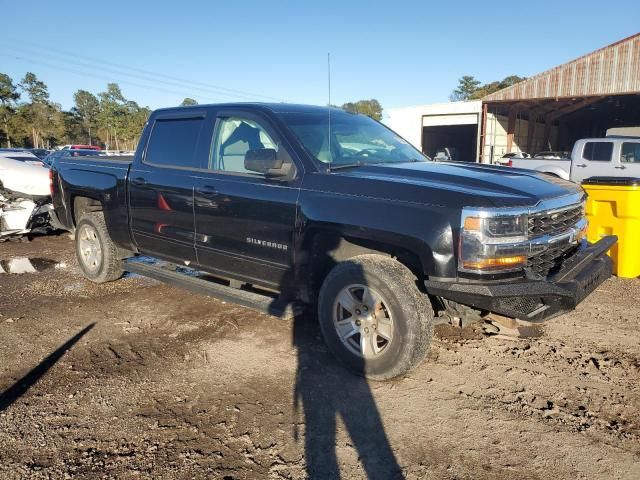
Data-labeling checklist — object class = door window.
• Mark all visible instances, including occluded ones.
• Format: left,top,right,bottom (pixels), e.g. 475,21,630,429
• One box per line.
621,142,640,163
210,117,279,174
145,117,204,168
582,142,613,161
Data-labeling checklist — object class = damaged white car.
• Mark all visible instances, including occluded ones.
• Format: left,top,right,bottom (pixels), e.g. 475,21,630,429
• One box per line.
0,152,56,240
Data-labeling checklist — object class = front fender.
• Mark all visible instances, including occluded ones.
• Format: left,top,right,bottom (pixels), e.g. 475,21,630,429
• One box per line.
298,189,458,278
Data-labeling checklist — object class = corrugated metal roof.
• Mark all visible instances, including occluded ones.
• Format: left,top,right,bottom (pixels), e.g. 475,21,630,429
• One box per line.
484,33,640,102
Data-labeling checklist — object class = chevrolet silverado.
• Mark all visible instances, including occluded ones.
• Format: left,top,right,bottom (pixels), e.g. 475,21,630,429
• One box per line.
50,103,616,379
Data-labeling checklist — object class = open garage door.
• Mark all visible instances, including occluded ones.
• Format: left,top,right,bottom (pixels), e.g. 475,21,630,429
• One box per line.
422,114,479,162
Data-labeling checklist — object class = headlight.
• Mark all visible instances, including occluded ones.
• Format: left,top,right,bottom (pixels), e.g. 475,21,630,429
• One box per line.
460,209,529,273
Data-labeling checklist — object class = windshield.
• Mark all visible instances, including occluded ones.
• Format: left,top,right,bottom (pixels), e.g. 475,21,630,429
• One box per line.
279,110,430,166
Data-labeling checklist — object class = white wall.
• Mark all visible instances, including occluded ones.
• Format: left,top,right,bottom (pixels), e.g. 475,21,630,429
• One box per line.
385,105,426,150
386,101,483,157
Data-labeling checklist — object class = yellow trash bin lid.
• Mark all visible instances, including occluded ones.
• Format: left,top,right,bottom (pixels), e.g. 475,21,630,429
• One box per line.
581,176,640,188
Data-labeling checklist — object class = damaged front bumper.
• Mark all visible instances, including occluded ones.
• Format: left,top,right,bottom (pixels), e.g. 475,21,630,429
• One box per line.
0,194,55,239
425,236,616,322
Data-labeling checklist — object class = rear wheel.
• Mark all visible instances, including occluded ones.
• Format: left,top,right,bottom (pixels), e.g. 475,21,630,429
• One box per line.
75,212,123,283
318,254,433,380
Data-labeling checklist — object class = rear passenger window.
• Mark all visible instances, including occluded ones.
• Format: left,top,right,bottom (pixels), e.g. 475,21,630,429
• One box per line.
621,142,640,163
145,117,204,168
583,142,613,161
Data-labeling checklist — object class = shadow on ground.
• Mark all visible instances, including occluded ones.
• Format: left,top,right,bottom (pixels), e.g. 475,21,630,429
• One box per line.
291,312,403,479
0,323,95,412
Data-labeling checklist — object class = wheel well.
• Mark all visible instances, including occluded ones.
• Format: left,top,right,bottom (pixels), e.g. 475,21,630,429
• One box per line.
300,230,424,302
72,196,103,227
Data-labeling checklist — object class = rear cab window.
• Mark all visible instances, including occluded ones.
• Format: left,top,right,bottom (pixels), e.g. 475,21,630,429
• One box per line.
145,117,205,168
582,142,613,162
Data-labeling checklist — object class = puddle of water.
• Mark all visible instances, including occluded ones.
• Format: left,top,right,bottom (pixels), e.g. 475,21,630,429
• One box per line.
0,257,61,274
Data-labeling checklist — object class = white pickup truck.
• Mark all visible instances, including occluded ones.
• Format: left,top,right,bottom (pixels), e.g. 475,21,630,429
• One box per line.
509,137,640,183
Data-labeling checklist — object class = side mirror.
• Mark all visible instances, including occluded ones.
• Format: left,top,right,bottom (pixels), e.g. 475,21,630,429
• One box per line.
244,148,283,174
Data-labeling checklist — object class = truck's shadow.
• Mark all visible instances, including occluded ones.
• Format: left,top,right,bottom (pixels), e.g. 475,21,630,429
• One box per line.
0,323,95,412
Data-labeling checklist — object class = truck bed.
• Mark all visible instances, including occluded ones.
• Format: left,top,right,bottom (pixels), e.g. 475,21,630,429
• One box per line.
509,158,571,180
51,155,133,249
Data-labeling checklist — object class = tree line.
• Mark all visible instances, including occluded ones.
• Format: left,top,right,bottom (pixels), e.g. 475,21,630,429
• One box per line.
0,70,385,150
450,75,526,101
0,71,153,150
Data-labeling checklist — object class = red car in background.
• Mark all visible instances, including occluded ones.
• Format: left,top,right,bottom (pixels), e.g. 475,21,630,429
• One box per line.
61,144,102,151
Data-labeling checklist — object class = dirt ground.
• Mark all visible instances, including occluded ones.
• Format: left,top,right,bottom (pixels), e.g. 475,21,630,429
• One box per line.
0,235,639,479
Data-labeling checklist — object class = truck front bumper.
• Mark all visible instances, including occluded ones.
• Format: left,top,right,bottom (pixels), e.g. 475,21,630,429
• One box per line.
425,236,616,323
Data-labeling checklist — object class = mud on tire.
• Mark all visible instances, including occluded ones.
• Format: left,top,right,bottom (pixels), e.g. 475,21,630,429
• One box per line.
75,212,123,283
318,254,434,381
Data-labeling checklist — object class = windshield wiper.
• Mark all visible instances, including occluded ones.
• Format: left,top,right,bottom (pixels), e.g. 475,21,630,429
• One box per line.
329,162,365,171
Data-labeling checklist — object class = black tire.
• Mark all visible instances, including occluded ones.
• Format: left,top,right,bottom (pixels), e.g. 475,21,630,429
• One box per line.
318,254,433,380
75,212,123,283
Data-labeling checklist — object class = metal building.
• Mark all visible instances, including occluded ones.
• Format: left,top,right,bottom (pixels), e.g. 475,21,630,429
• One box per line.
387,32,640,163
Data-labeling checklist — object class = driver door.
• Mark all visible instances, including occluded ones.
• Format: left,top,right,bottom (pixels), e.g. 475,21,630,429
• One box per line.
193,111,301,289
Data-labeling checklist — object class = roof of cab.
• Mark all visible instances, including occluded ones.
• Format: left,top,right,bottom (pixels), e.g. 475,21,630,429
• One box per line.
152,102,347,116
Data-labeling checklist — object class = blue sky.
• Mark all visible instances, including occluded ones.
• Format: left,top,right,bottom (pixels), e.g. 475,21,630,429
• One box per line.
1,0,638,112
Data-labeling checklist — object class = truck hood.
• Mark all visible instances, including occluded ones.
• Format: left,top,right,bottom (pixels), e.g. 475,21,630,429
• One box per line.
334,161,582,208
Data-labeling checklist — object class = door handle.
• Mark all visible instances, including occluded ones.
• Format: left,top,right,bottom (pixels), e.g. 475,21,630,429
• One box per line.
196,185,217,196
575,164,587,168
615,165,627,170
130,177,147,186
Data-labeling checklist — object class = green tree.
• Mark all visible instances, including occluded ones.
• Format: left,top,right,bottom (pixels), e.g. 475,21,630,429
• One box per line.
450,75,481,101
19,72,56,147
61,110,85,145
121,100,150,150
97,83,128,150
73,89,100,145
341,99,383,121
451,74,527,101
181,97,198,106
20,72,49,103
7,107,32,147
469,75,527,99
96,84,150,151
39,102,66,147
0,73,21,147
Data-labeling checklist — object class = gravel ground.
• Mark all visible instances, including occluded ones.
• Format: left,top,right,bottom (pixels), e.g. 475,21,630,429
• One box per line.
0,235,639,479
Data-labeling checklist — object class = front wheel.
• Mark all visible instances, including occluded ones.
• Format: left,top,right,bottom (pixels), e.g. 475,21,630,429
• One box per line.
318,254,434,380
75,212,123,283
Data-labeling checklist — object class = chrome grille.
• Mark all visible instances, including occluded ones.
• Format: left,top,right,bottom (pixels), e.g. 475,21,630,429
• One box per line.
528,204,583,238
526,202,584,277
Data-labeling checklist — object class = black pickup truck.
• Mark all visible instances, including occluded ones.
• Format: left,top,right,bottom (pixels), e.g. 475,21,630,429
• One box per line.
51,103,615,379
